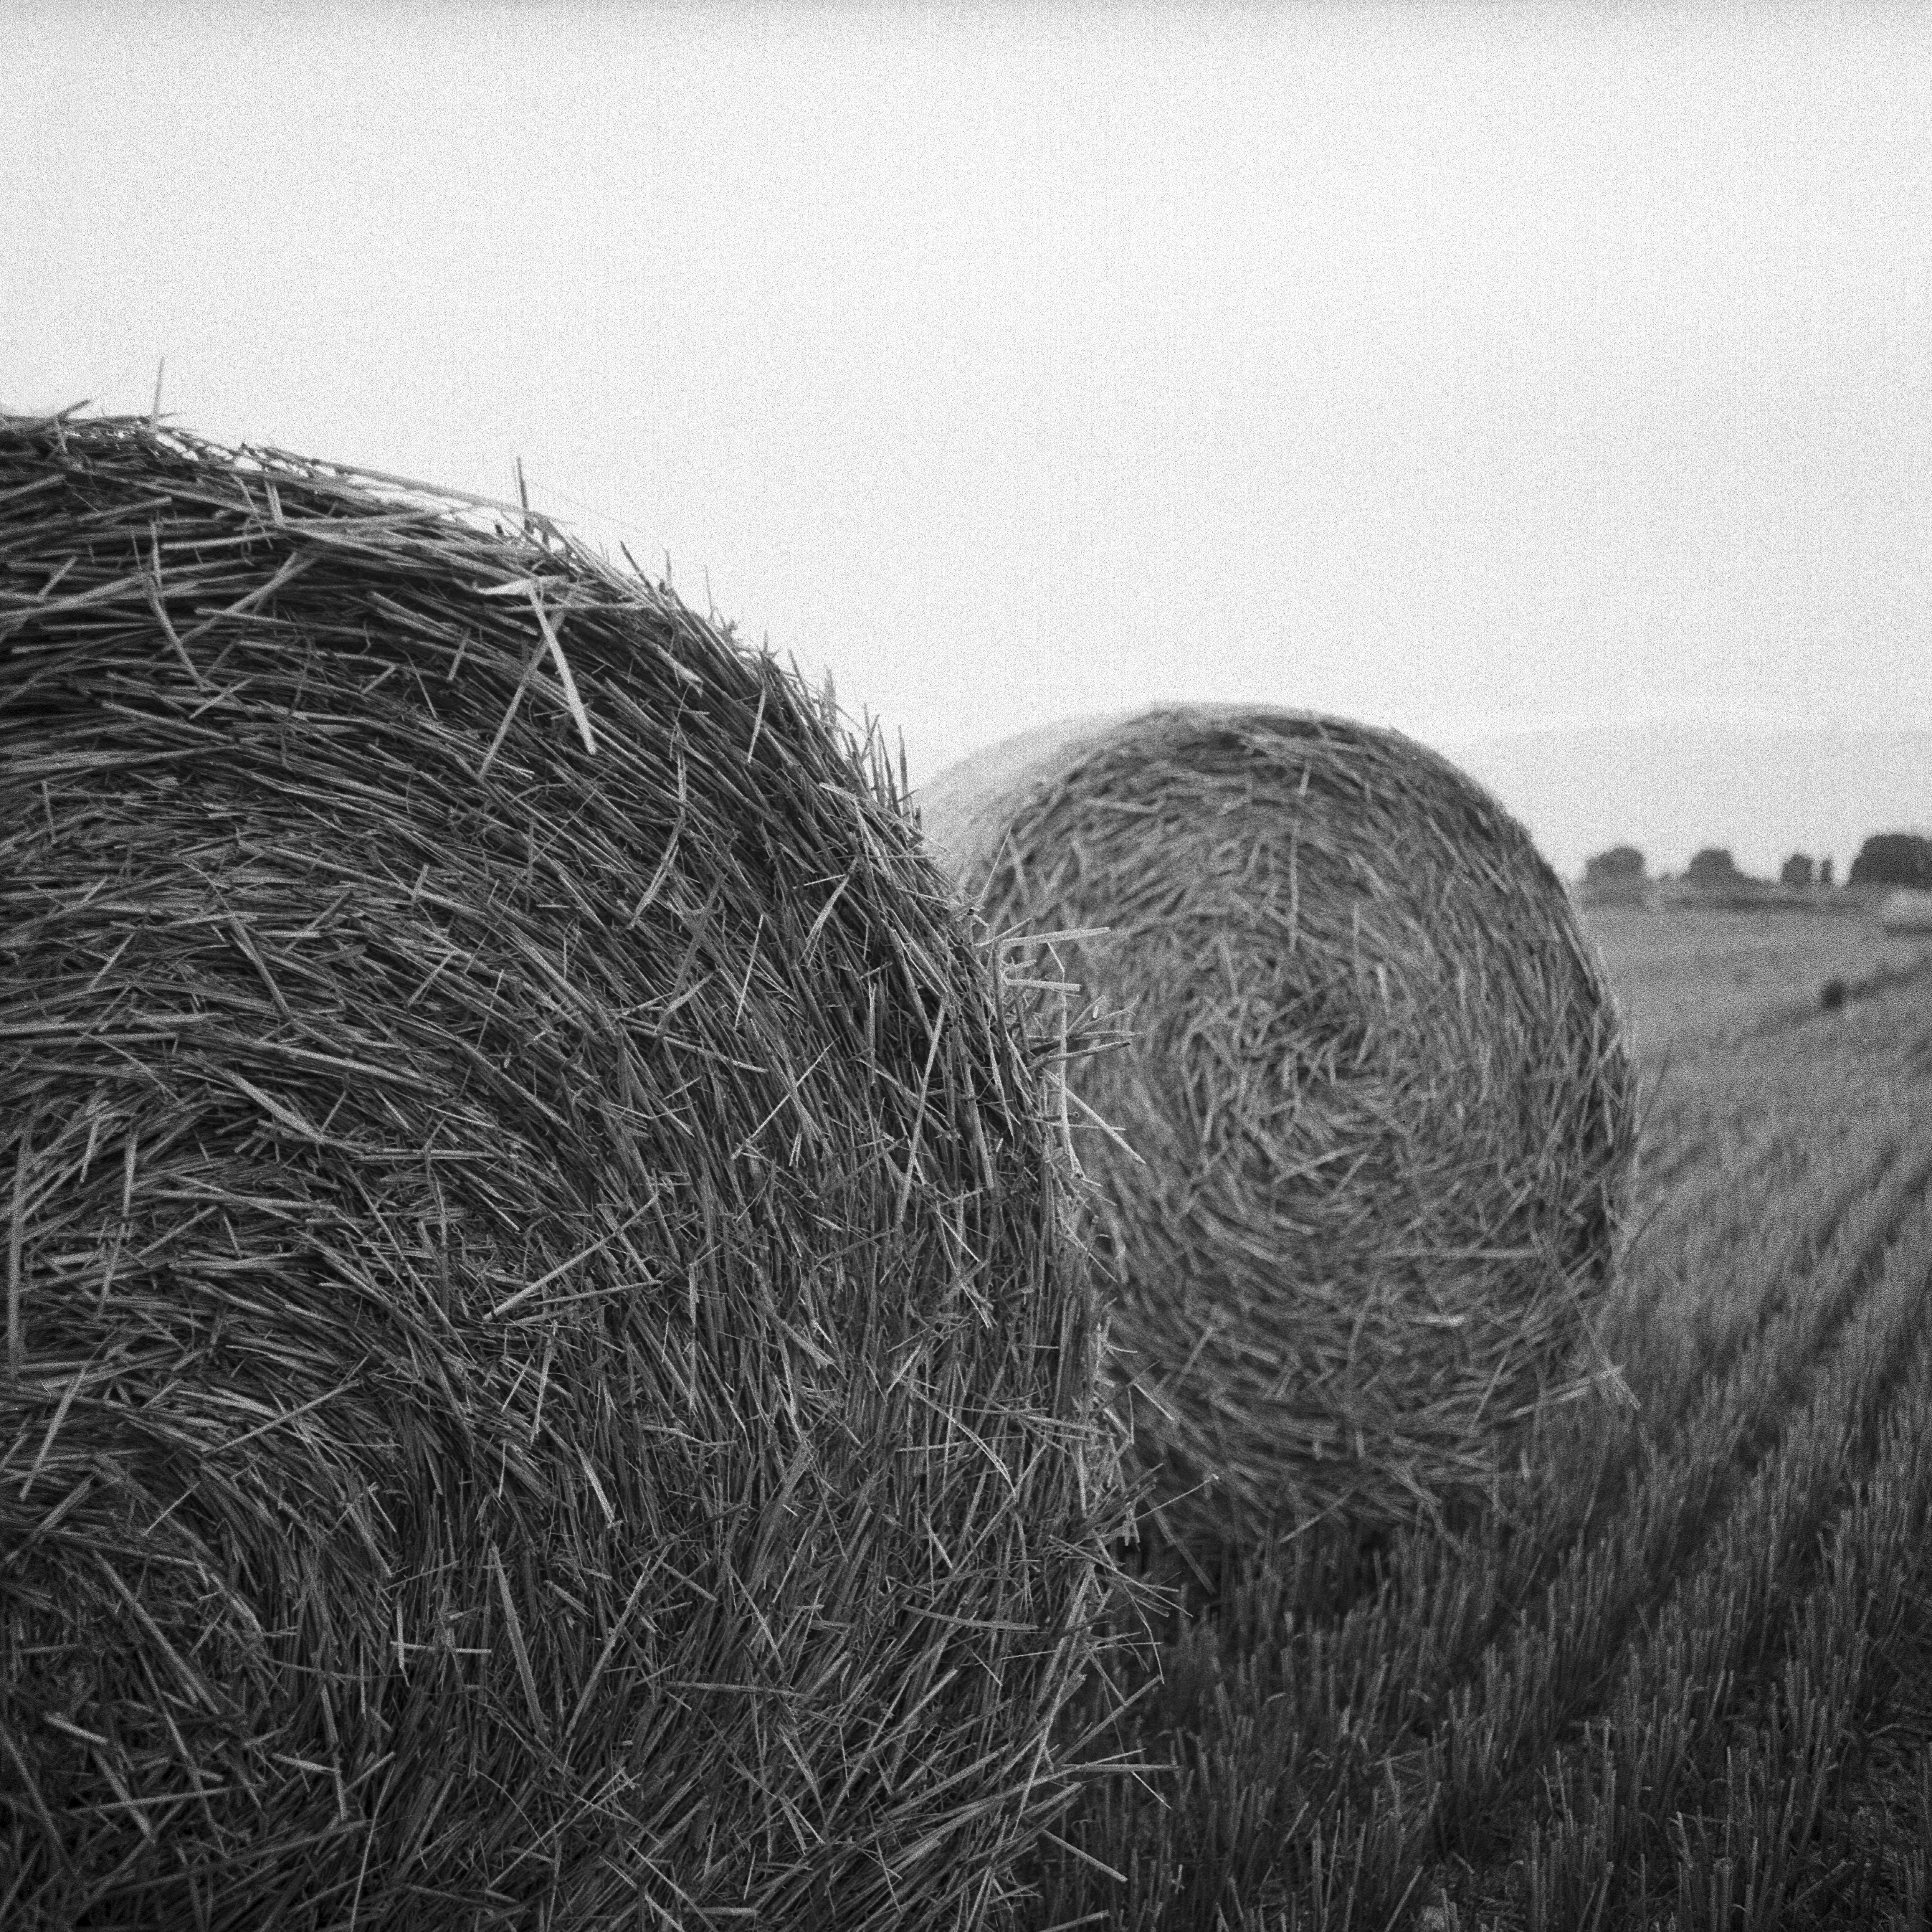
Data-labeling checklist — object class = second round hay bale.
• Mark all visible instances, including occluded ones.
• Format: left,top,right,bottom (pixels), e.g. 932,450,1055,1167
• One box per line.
919,703,1635,1553
0,413,1121,1930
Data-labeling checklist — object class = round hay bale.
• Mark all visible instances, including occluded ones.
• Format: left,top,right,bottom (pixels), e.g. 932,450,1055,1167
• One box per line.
919,703,1635,1554
0,414,1121,1929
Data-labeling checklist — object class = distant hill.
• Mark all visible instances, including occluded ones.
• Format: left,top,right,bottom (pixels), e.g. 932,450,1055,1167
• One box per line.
1430,728,1932,882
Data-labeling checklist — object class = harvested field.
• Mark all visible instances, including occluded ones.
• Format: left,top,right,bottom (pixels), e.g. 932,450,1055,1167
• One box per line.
0,415,1122,1931
1589,903,1932,1056
1018,907,1932,1930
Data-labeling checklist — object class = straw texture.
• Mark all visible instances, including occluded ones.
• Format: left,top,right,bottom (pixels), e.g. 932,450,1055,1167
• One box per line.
0,413,1121,1930
919,704,1634,1554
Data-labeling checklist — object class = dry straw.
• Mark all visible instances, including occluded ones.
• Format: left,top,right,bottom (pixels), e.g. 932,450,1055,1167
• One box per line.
0,413,1123,1929
919,705,1635,1557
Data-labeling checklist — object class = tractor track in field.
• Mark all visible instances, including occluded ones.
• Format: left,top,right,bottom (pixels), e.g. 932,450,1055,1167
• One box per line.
1432,986,1932,1927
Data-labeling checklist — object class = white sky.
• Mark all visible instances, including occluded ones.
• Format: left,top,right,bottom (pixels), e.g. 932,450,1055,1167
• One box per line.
7,0,1932,803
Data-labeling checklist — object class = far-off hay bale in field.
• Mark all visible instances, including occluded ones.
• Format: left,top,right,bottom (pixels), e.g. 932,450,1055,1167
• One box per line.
1879,888,1932,934
0,415,1121,1930
920,705,1634,1554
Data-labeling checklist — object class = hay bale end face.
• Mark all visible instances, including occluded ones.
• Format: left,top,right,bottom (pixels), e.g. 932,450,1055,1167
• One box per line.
0,415,1120,1929
920,704,1635,1554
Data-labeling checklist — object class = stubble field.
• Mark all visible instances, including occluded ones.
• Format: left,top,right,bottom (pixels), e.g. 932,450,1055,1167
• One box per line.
1025,905,1932,1932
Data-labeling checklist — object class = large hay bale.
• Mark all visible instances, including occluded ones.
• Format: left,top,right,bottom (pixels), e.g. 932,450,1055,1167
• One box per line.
0,414,1121,1929
919,704,1634,1553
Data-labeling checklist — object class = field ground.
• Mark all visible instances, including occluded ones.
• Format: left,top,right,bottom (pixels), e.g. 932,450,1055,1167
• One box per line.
1587,905,1932,1066
1023,905,1932,1932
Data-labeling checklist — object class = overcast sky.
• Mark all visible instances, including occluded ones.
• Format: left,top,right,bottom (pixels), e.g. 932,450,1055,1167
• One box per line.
7,0,1932,811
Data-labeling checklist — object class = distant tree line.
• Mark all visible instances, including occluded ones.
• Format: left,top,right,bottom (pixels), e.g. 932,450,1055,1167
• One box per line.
1582,846,1648,904
1849,832,1932,888
1686,847,1744,888
1579,832,1932,896
1583,846,1645,886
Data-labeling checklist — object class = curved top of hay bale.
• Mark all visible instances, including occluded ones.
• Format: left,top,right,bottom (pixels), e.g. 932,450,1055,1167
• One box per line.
0,413,1120,1930
920,703,1634,1553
